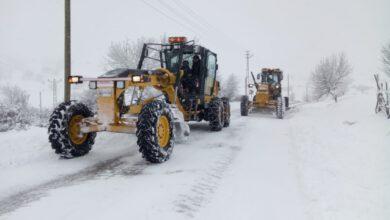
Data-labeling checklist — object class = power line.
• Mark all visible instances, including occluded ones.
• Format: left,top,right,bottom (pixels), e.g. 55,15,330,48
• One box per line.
171,0,245,50
156,0,210,34
140,0,200,35
140,0,226,51
143,0,245,51
172,0,216,31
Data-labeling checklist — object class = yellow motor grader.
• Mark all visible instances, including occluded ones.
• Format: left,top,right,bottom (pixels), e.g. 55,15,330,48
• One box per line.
240,68,288,119
48,37,230,163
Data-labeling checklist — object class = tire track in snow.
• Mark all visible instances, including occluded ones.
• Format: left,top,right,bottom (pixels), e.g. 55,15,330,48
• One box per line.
174,144,241,218
174,103,298,218
0,149,147,216
173,120,244,218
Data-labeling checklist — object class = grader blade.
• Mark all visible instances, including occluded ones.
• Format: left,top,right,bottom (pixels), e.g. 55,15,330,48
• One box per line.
170,105,190,142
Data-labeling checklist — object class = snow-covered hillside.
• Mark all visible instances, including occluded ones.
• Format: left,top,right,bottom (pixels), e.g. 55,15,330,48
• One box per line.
0,90,388,220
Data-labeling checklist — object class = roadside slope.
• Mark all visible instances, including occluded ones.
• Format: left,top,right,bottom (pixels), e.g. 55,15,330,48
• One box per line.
197,91,389,220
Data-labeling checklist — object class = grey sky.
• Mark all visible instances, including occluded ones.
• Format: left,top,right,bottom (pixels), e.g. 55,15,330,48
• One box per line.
0,0,389,106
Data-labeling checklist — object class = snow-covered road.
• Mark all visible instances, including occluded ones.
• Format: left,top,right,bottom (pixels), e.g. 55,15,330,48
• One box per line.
0,91,389,220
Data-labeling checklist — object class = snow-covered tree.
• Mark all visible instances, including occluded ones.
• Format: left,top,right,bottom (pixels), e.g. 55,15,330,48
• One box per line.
310,53,352,102
1,85,29,107
382,42,390,77
104,37,162,71
221,73,239,100
0,85,32,131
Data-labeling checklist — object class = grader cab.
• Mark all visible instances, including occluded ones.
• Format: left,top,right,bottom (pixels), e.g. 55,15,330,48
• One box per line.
240,68,288,119
48,37,230,163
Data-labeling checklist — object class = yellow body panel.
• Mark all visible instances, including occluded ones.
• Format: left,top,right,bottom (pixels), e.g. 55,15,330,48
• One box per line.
82,123,137,134
97,94,116,124
82,68,189,133
129,105,143,114
252,84,277,109
81,67,219,133
254,92,269,107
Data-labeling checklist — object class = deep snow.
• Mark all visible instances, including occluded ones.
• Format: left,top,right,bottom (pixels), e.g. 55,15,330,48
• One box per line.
0,89,389,220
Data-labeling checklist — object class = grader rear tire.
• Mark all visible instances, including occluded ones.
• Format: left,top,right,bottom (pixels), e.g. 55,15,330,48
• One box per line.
208,98,224,131
48,101,96,158
222,97,230,127
136,100,174,163
240,95,249,116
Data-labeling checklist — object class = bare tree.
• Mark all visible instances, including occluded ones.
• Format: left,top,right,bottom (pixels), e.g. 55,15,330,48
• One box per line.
310,53,352,102
104,37,163,71
382,42,390,77
221,73,239,100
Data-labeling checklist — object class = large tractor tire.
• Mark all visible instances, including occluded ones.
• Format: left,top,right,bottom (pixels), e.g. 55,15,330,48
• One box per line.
276,97,285,119
136,100,174,163
221,97,231,127
208,98,224,131
240,95,249,116
48,101,96,158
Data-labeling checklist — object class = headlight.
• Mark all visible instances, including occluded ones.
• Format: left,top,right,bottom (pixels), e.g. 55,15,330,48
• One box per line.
275,84,280,89
132,75,142,82
68,76,83,84
116,81,125,89
89,81,97,89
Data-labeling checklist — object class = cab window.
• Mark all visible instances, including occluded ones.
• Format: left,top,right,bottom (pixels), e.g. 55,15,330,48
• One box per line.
205,53,217,95
164,51,193,74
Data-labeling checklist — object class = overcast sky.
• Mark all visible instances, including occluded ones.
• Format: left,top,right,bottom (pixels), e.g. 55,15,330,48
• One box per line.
0,0,389,106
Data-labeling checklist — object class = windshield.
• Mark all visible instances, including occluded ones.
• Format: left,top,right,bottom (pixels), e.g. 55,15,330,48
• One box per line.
164,50,194,73
261,73,279,83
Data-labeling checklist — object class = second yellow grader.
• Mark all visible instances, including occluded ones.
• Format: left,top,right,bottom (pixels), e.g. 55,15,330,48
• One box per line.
241,68,289,119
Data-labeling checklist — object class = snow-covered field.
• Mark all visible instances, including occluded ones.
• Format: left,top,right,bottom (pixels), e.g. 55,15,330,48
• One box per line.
0,90,389,220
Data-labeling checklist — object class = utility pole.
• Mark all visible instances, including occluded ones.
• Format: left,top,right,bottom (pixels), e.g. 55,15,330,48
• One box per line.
48,78,61,108
64,0,71,101
245,50,253,96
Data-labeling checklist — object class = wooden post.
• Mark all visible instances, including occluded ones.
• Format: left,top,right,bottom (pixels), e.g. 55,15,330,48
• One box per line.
64,0,71,101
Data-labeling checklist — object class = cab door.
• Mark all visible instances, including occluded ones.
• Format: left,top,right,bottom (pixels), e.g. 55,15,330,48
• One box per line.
205,52,217,96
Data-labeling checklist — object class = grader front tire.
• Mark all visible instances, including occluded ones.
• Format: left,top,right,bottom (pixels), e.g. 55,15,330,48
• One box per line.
48,101,96,158
136,100,174,163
